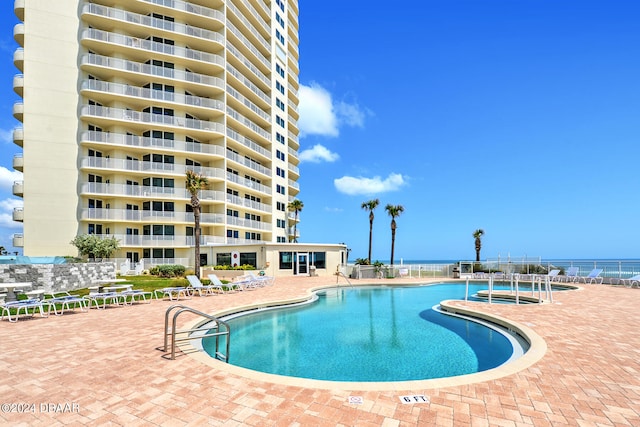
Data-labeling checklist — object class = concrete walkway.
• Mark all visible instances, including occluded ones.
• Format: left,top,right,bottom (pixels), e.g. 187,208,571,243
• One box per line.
1,276,639,426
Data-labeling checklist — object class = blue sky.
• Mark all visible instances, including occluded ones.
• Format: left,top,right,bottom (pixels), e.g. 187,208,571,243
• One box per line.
1,1,639,261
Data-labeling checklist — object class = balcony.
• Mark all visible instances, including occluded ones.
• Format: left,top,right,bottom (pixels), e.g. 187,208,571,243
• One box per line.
226,172,271,195
12,181,24,196
12,153,23,172
79,156,226,180
226,1,270,52
13,127,23,147
81,131,225,158
79,105,225,138
80,79,224,113
226,216,272,231
226,127,270,160
13,74,23,97
80,182,225,202
226,22,270,72
81,3,224,52
81,28,224,74
94,233,221,248
13,23,24,46
13,48,23,71
13,233,24,248
225,150,271,177
226,194,271,213
13,207,24,222
138,0,224,29
14,0,24,21
226,106,270,142
80,208,224,225
226,43,270,89
80,54,224,94
226,84,270,123
12,102,23,121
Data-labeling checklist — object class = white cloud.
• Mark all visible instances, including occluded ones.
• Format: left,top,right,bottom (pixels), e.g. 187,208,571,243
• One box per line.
0,198,23,229
324,206,343,213
0,128,12,144
299,144,339,163
334,173,407,196
298,82,367,138
0,166,22,190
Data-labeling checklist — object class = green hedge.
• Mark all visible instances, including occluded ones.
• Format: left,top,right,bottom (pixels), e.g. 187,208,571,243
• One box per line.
213,264,255,270
149,264,186,278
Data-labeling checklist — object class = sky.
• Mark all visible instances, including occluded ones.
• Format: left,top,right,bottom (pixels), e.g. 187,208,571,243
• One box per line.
0,1,639,261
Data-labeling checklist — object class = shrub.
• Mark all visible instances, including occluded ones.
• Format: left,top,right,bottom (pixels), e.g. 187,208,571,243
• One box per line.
213,264,255,270
149,264,186,278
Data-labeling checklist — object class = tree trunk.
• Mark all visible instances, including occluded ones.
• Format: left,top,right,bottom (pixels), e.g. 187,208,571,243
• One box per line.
194,207,201,278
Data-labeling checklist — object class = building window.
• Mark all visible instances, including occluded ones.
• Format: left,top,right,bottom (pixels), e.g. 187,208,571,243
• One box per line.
279,251,293,270
276,63,285,78
276,115,285,127
312,252,326,269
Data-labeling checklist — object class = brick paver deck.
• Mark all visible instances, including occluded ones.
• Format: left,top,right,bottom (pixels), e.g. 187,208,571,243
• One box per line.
1,276,639,426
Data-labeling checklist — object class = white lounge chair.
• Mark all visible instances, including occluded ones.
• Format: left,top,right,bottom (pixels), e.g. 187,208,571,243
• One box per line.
85,291,126,309
247,271,274,286
559,267,579,283
154,286,191,301
547,269,561,281
43,292,88,315
1,297,50,322
207,274,241,292
579,268,604,284
620,274,640,288
119,288,153,304
186,275,219,296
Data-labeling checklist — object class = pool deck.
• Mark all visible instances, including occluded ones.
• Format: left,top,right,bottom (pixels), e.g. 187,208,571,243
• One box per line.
1,276,639,426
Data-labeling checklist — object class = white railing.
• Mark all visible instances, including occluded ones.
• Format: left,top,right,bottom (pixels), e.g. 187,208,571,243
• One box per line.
81,131,226,157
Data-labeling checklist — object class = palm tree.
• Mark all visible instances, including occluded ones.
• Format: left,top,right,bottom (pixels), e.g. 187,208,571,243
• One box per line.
287,199,304,243
473,229,485,262
186,170,208,278
361,199,380,263
385,204,404,267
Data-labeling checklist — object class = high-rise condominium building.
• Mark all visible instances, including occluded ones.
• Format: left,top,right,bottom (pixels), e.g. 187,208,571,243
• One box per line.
10,0,326,272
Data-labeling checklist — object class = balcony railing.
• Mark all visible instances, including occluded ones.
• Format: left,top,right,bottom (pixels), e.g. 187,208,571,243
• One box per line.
13,233,24,248
226,85,270,122
13,207,24,222
81,28,224,69
226,172,270,194
82,3,224,46
13,23,24,46
225,151,271,176
226,216,272,231
226,194,271,213
80,156,225,180
226,63,270,105
80,104,225,135
12,180,24,196
80,208,224,224
226,128,270,159
12,153,23,172
13,127,23,147
226,1,270,52
81,54,224,90
81,131,225,157
226,21,270,71
13,47,23,71
236,0,270,35
13,102,23,121
139,0,224,23
81,182,225,202
226,106,271,141
81,79,224,112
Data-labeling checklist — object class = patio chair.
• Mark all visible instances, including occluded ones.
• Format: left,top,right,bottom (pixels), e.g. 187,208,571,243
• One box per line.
208,274,241,293
153,287,191,301
579,268,604,284
620,274,640,288
119,288,153,304
559,267,579,283
186,275,219,296
247,271,275,286
85,291,126,309
547,269,561,281
0,297,50,322
43,292,88,315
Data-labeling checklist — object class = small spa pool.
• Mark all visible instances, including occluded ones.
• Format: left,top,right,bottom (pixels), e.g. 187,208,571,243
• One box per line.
202,283,533,382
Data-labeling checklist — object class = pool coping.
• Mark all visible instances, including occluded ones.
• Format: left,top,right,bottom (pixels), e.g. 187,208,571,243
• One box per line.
177,281,548,391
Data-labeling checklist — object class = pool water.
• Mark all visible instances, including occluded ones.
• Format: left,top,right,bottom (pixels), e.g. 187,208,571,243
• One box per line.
202,283,530,382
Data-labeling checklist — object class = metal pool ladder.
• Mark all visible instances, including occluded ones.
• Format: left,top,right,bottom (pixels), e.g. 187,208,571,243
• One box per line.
163,305,230,361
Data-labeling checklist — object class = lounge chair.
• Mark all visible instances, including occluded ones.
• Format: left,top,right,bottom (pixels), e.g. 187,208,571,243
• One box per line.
85,291,126,309
579,268,604,284
208,274,241,292
153,287,191,301
547,269,561,281
119,288,153,304
620,274,640,288
558,267,579,283
186,275,219,296
43,292,88,315
0,297,50,322
247,271,274,286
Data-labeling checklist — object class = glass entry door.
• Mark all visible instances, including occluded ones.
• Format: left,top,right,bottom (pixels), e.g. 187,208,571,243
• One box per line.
296,252,308,275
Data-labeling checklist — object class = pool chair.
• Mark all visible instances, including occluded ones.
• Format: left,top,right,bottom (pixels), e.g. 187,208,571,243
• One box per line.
620,274,640,288
153,287,191,301
0,297,50,322
247,271,275,286
43,292,88,315
547,269,561,281
579,268,604,284
186,275,219,296
119,288,153,305
85,291,126,309
558,267,579,283
207,274,241,292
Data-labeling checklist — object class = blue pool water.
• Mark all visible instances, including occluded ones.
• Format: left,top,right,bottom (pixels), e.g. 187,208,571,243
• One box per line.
202,283,530,382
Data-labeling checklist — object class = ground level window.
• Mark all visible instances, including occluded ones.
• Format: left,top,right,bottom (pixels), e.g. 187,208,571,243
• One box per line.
240,253,257,268
312,252,326,269
216,253,231,266
279,252,293,270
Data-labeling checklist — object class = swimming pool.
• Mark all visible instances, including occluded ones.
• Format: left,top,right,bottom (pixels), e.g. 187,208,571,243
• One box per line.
201,283,532,382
